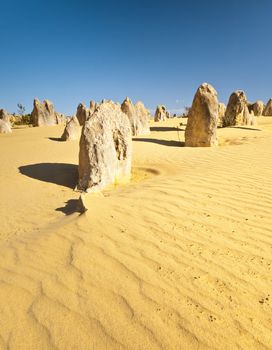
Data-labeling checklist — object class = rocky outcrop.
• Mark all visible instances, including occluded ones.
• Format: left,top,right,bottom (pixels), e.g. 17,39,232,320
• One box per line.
121,97,136,132
121,97,150,136
252,101,264,116
263,99,272,116
185,83,218,147
154,105,169,122
218,103,226,127
223,91,255,127
61,116,80,141
56,113,67,124
89,100,97,115
0,109,11,124
77,101,132,192
31,99,57,127
134,101,150,135
0,109,12,133
76,103,93,126
0,119,12,133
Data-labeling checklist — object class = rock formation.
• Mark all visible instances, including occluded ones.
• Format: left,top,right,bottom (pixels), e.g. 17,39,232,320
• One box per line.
263,99,272,116
76,103,91,126
61,116,80,141
0,109,11,124
121,97,150,136
89,100,97,115
154,105,169,122
77,101,132,192
247,102,254,113
251,101,264,116
185,83,219,147
56,113,67,124
31,99,57,127
223,91,255,127
0,109,12,133
134,101,151,135
0,119,12,133
218,102,226,127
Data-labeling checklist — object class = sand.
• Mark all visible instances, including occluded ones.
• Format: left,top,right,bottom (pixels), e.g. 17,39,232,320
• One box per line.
0,118,272,349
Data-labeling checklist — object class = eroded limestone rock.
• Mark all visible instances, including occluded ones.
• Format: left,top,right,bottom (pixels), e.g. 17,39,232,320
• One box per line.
223,91,255,127
185,83,218,147
31,99,57,127
77,101,132,192
61,116,80,141
0,119,12,133
252,101,264,116
154,105,169,122
263,99,272,116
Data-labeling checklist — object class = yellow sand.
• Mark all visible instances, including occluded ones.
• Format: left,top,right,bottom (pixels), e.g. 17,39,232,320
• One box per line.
0,118,272,349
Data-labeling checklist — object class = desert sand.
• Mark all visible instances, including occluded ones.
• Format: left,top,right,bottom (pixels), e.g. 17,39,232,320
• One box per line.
0,118,272,349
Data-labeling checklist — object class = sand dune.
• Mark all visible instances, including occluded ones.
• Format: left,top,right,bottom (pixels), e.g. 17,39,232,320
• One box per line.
0,119,272,349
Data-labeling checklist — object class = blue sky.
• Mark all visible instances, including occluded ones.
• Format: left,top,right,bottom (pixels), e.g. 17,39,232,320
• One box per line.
0,0,271,115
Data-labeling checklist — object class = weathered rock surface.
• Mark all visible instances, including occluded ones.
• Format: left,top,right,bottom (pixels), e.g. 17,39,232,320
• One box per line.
56,113,67,124
154,105,169,122
89,100,97,115
223,91,256,127
251,101,264,116
0,109,11,124
76,103,92,126
31,99,57,126
61,116,80,141
185,83,219,147
77,101,132,192
218,102,226,127
135,101,150,135
263,99,272,116
121,97,150,136
0,119,12,133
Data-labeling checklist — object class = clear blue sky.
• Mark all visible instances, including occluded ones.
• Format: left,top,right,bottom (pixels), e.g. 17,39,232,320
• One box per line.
0,0,271,115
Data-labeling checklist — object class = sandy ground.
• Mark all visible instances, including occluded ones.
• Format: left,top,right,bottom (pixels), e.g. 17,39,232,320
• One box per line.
0,118,272,349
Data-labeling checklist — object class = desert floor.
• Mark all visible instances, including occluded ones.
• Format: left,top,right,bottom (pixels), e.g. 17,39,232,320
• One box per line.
0,118,272,349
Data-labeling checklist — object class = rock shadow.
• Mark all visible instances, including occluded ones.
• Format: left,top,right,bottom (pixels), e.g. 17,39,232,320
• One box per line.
150,126,184,132
133,138,184,147
230,126,262,131
48,137,64,142
19,163,78,188
56,199,81,215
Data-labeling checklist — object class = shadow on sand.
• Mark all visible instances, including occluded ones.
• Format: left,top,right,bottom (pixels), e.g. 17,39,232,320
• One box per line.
19,163,78,189
230,126,262,131
133,138,184,147
150,126,184,132
48,137,64,142
56,199,81,215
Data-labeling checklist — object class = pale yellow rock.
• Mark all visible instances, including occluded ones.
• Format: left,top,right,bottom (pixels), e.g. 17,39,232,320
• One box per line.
154,105,169,122
0,119,12,133
223,91,256,127
61,116,80,141
218,102,226,127
89,100,97,114
263,99,272,116
252,100,264,116
31,98,57,126
76,103,91,126
185,83,219,147
78,101,132,192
